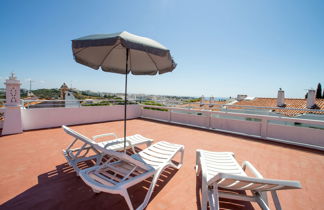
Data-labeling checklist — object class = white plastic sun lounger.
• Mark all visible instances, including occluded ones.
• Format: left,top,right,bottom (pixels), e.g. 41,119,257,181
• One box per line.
62,125,153,175
195,149,301,210
79,141,184,210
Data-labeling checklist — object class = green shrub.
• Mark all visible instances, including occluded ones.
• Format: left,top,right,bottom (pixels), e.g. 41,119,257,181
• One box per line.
142,101,168,111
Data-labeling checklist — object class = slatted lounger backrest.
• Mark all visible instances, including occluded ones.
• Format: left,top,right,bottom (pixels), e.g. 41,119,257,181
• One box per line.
62,125,96,146
93,143,153,171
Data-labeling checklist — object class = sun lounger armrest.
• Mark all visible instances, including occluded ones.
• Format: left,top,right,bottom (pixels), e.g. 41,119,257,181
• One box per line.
79,166,121,193
103,139,135,153
241,161,264,178
103,140,126,149
125,139,137,153
94,145,152,171
93,133,118,141
207,173,302,190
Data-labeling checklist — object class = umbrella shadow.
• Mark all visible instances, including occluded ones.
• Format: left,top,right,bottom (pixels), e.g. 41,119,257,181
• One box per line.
195,172,255,210
1,148,180,210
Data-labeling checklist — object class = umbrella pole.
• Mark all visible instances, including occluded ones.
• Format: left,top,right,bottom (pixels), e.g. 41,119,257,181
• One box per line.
124,48,129,152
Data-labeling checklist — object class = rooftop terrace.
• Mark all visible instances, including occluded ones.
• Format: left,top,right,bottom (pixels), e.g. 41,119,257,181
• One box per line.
1,119,323,209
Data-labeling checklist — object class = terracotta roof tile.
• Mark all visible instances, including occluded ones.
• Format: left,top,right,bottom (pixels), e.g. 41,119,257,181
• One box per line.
0,119,323,209
177,100,227,111
232,98,324,116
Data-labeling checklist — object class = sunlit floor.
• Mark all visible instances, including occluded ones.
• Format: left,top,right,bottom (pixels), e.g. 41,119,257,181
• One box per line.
0,118,323,209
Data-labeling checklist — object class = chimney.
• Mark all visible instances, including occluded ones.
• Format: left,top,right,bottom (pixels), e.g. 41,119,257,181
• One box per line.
200,95,204,106
277,88,285,107
209,96,214,104
307,89,316,109
209,96,214,107
237,94,247,101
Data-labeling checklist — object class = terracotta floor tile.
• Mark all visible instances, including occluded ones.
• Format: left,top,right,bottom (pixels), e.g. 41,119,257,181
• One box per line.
0,119,323,209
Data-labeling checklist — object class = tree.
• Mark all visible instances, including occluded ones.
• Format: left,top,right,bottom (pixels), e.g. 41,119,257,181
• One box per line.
33,88,60,99
316,83,322,98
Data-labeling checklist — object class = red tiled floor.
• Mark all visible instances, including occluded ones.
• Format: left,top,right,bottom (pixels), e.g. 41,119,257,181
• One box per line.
0,119,323,209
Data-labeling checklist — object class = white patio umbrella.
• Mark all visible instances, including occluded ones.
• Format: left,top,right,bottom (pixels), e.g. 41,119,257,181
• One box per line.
72,31,176,151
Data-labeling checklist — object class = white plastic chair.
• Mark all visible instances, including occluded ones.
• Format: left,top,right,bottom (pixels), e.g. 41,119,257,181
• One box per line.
62,125,153,175
79,140,184,210
195,149,301,210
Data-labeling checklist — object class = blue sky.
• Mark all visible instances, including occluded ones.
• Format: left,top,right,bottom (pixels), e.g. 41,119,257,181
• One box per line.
0,0,323,98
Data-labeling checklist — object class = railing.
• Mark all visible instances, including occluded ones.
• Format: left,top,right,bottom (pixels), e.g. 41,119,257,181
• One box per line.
18,99,324,119
140,105,324,150
20,104,141,130
2,99,324,150
21,99,137,109
187,102,324,118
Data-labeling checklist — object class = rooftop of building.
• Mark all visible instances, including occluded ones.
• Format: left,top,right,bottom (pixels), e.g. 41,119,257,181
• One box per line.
1,119,323,209
177,100,228,111
179,97,324,117
233,98,324,116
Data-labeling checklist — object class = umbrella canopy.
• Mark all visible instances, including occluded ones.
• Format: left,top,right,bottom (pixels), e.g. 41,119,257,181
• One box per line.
72,31,176,75
72,31,176,151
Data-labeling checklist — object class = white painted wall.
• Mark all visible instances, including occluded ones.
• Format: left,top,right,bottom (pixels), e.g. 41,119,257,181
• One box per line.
267,124,324,146
172,112,209,127
141,109,170,121
21,105,141,130
2,107,22,135
10,103,324,150
210,117,261,136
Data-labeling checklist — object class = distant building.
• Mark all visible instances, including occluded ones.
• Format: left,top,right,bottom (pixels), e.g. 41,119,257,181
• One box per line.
65,91,80,108
231,89,324,117
60,83,69,100
179,89,324,118
236,94,247,101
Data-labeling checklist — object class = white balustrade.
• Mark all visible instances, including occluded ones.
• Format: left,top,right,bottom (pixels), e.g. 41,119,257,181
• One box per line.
140,105,324,150
2,100,324,151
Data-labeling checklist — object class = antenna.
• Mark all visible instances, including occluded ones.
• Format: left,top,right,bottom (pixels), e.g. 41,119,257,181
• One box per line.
27,79,35,95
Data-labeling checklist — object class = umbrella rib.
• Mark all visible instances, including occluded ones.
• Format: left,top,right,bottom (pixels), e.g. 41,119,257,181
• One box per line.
146,52,159,73
73,48,88,56
99,42,123,68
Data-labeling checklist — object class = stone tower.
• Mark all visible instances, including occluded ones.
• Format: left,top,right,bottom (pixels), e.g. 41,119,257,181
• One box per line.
60,83,69,100
2,73,23,135
5,73,21,106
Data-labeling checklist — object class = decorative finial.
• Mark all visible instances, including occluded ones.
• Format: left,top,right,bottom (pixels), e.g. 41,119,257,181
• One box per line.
9,72,17,80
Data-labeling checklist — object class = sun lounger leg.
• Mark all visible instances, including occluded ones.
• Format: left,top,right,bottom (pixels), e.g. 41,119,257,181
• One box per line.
169,148,184,169
254,192,270,210
195,151,201,175
180,148,184,166
261,192,269,207
201,181,208,210
136,166,168,210
211,183,219,210
137,169,163,210
92,188,100,193
271,191,282,210
121,190,134,210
